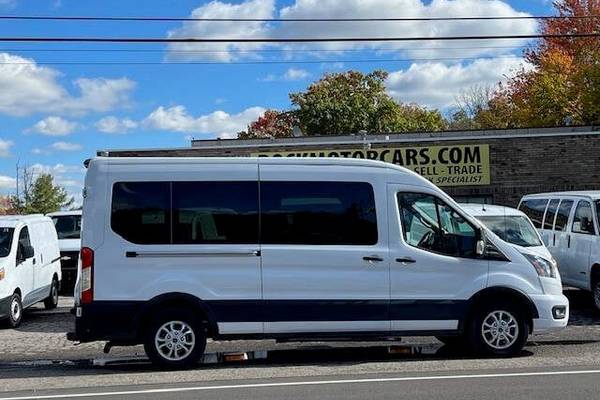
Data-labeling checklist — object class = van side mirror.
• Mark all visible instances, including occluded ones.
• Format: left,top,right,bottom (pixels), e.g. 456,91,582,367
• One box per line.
475,228,485,257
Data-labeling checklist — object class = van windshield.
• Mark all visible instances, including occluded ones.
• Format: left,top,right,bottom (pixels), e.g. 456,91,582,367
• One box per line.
51,215,82,239
0,227,14,257
477,216,542,247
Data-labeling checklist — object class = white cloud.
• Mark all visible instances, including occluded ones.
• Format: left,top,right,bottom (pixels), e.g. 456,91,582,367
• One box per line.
386,56,529,109
28,116,78,136
261,68,311,81
50,141,83,152
0,139,13,157
167,0,276,62
0,53,135,116
143,105,266,138
0,175,15,190
95,116,138,134
166,0,536,61
30,163,85,175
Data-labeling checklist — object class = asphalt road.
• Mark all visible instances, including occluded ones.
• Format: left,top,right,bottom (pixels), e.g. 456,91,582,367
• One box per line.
0,368,599,400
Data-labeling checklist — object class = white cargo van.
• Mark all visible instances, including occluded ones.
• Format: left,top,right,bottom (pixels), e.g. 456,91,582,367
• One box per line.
47,211,81,294
70,157,568,368
460,204,553,262
0,215,62,327
519,192,600,309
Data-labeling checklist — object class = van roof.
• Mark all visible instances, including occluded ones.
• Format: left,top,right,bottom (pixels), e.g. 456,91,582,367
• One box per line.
47,210,82,217
88,156,432,186
0,214,49,228
522,191,600,201
459,203,526,217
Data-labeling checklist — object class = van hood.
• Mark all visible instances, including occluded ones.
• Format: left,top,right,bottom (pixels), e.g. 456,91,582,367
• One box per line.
58,238,81,253
511,244,554,262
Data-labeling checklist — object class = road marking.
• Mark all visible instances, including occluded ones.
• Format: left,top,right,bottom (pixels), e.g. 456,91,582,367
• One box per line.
2,369,600,399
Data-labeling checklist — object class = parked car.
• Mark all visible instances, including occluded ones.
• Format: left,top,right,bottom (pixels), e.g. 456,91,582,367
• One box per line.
519,191,600,309
69,157,569,368
0,215,62,327
47,211,81,295
460,204,553,262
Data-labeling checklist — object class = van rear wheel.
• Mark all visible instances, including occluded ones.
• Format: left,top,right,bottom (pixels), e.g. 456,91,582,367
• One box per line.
468,302,528,357
143,310,206,369
44,278,59,310
592,279,600,312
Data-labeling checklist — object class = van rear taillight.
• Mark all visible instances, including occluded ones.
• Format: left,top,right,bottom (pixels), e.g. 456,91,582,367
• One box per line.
80,247,94,304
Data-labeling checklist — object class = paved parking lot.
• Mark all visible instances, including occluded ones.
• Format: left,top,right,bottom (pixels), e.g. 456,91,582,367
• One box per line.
1,289,599,364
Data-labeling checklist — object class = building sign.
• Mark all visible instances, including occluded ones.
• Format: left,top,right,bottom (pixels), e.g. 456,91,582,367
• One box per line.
252,144,490,187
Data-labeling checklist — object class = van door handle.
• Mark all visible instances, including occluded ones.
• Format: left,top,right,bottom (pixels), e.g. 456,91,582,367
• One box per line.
363,255,384,263
567,235,571,248
396,257,417,264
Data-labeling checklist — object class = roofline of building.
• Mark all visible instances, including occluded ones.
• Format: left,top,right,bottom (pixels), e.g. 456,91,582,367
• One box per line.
97,125,599,155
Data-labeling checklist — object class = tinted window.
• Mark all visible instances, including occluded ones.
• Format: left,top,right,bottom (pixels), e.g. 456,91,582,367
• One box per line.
17,226,31,263
0,227,14,258
112,182,171,244
172,182,258,244
543,199,560,230
477,216,542,247
51,215,82,239
519,199,549,228
555,200,574,232
261,182,377,245
573,201,596,235
596,201,600,229
398,193,477,258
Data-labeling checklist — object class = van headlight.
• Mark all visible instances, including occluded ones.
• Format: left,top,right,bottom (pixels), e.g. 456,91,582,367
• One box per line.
0,267,4,281
522,253,558,278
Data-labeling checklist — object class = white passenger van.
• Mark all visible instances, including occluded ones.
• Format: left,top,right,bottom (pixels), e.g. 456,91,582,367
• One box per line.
0,215,61,327
460,204,553,262
70,157,569,368
519,192,600,309
47,211,82,294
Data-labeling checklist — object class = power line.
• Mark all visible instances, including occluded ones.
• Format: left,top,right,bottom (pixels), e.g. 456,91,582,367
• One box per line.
0,14,599,22
0,55,525,65
0,45,529,53
0,33,597,43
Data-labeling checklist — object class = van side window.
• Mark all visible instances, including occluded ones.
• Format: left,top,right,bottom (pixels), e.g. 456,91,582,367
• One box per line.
112,182,171,244
572,201,596,235
554,200,574,231
398,193,477,258
172,182,258,244
0,227,13,258
543,199,560,230
16,226,31,263
260,181,377,245
518,199,549,229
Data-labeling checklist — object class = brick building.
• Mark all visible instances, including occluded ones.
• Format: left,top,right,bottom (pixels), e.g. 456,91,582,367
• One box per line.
99,125,600,207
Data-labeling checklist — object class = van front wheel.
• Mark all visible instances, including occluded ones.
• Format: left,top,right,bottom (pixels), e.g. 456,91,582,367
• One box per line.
468,302,528,357
143,311,206,369
6,293,23,328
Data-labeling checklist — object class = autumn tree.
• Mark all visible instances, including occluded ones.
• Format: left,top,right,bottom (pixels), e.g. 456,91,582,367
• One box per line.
237,110,297,139
479,0,600,127
289,70,445,135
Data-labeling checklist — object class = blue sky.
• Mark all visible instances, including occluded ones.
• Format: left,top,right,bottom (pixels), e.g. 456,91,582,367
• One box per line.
0,0,553,204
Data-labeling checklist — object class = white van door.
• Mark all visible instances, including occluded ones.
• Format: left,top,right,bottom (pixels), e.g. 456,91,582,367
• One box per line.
565,200,596,288
259,164,390,334
553,199,575,283
388,186,488,332
15,226,35,307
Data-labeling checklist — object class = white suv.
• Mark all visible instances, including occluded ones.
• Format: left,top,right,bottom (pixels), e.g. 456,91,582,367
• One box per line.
69,157,569,368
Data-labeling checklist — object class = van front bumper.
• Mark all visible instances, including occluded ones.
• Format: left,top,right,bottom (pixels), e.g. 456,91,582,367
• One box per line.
530,293,569,333
0,295,11,320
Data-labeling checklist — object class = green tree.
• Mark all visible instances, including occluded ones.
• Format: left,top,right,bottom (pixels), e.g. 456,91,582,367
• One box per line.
289,70,445,135
11,170,73,214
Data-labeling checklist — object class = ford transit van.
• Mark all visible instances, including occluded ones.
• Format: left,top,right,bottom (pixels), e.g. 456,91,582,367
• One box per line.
0,215,62,327
520,192,600,309
70,157,569,368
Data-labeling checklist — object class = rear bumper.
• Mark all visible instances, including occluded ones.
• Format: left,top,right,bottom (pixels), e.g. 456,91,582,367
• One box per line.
68,301,143,343
530,293,570,333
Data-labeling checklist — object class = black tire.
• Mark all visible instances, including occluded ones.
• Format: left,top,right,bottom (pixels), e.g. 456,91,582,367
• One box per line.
44,278,59,310
5,293,23,328
467,301,528,357
436,335,465,347
592,279,600,312
143,309,206,369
